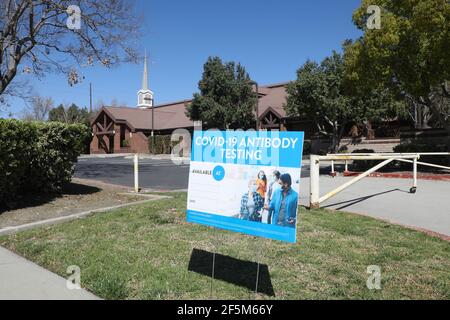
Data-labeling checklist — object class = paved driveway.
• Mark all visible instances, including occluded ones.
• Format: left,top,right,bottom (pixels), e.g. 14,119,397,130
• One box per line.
298,176,450,237
75,156,450,236
75,156,190,191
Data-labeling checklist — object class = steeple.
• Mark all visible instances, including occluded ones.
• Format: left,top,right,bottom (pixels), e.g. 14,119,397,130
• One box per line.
137,51,153,109
142,51,149,91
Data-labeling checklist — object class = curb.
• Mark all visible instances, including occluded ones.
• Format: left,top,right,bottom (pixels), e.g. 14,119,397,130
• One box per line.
78,154,190,161
0,194,170,236
341,171,450,181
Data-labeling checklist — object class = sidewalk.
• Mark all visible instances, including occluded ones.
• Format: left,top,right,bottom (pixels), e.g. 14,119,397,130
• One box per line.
343,170,450,181
0,246,99,300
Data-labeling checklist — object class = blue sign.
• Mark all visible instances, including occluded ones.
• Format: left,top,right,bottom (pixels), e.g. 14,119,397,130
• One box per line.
187,130,304,243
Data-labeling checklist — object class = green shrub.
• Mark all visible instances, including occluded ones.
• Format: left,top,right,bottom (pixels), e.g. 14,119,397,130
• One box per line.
351,149,378,171
149,135,177,154
122,139,130,147
303,140,311,155
393,142,449,169
0,119,89,204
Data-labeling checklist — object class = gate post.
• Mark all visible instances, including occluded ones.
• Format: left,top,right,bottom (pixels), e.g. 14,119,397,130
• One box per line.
310,155,320,209
134,154,139,193
411,156,418,193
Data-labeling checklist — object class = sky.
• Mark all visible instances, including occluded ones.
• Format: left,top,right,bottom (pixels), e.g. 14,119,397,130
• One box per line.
3,0,363,118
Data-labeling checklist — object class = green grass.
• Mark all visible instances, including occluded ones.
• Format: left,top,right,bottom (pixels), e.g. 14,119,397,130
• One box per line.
1,192,449,300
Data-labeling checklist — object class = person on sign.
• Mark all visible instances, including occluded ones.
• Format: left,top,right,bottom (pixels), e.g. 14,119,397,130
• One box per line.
256,170,267,200
264,173,297,228
262,170,281,224
239,179,264,222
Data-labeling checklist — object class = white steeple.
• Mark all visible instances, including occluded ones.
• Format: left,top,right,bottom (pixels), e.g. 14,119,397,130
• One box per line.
137,51,153,109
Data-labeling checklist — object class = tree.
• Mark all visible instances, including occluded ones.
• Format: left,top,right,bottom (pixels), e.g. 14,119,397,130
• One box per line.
186,56,257,130
285,51,402,152
48,103,92,153
344,0,450,128
0,0,141,98
48,103,90,125
286,52,353,152
427,82,450,128
22,95,53,121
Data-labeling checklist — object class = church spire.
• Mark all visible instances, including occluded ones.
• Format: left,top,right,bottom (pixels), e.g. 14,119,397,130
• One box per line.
142,50,149,91
137,50,153,109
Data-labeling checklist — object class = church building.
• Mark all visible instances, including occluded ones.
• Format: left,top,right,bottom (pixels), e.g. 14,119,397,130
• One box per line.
90,55,412,155
90,56,302,154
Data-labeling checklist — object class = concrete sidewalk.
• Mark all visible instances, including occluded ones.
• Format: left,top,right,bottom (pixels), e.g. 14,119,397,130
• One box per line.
0,246,99,300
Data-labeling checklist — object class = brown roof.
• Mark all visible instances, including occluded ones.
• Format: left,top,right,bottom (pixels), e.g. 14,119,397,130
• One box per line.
101,103,194,131
94,82,290,131
101,107,152,130
257,83,288,119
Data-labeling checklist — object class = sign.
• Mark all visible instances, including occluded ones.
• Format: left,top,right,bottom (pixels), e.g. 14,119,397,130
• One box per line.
187,130,304,243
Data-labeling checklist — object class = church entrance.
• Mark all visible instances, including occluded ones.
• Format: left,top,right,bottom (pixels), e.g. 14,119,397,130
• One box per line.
259,108,282,130
108,135,115,154
92,111,117,154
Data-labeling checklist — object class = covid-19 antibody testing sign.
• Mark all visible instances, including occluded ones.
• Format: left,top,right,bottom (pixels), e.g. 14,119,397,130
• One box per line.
186,130,304,243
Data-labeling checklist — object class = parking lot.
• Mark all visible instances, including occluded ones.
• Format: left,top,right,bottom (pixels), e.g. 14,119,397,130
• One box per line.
75,155,190,191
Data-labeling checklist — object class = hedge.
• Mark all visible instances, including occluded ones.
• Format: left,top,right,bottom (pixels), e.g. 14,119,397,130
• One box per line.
148,135,178,154
0,119,89,204
351,143,450,172
351,149,379,171
393,142,449,169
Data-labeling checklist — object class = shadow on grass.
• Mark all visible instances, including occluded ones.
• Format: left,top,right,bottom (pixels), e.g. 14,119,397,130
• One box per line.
188,248,275,297
0,182,101,214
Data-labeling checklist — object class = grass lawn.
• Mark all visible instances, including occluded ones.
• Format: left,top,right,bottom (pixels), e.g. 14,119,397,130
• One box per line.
1,192,449,300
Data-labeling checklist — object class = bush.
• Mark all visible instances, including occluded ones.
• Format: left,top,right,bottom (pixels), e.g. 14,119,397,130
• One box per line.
148,135,178,154
0,119,89,204
351,149,378,171
393,142,449,169
302,140,311,155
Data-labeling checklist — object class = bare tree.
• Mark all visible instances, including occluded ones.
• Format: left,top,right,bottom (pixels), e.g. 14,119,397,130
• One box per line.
22,95,53,120
94,99,104,111
0,0,141,97
110,98,119,107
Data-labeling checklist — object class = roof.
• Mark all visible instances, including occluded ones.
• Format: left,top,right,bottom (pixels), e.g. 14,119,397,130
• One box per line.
257,83,288,119
100,103,194,131
92,82,290,131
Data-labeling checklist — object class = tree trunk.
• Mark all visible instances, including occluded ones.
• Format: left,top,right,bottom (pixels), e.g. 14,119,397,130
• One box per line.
331,124,339,153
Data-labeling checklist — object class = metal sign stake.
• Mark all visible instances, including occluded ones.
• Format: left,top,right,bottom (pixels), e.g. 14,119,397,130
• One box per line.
254,236,262,297
210,228,217,299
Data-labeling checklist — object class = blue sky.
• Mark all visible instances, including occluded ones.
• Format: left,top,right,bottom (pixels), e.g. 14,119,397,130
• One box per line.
3,0,363,117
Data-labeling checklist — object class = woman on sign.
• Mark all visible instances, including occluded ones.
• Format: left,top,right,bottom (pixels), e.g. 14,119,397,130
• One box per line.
255,170,267,200
239,179,264,222
262,170,281,224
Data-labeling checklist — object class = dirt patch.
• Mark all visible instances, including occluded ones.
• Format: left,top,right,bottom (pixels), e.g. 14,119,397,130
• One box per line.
0,178,143,229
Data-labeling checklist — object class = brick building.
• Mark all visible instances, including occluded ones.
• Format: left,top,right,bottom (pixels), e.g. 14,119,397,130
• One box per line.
90,56,412,154
90,55,310,154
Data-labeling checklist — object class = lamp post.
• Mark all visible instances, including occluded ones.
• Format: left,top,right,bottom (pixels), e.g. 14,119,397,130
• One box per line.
250,81,259,131
151,98,155,154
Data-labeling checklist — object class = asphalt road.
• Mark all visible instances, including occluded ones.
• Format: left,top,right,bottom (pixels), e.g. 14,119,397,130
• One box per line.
75,156,450,236
75,156,314,190
75,156,191,191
